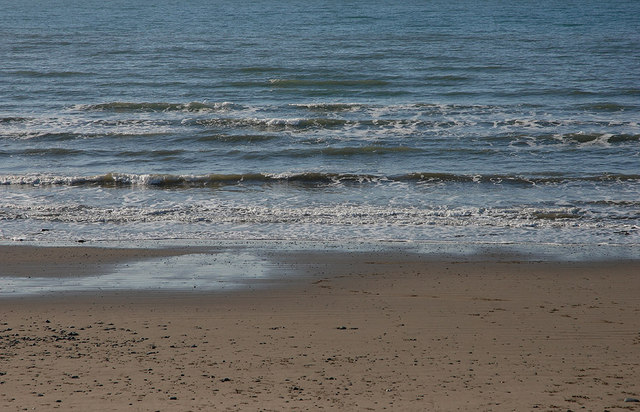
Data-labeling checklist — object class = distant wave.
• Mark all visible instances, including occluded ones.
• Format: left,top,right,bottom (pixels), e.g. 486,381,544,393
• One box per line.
0,117,31,123
508,132,640,145
2,101,637,149
239,66,287,73
3,117,637,146
18,148,85,156
289,145,421,157
268,78,390,87
194,133,280,143
75,101,242,112
289,103,365,112
577,102,637,112
2,172,638,188
561,133,640,144
402,173,640,184
192,117,351,130
9,70,95,78
234,145,422,160
191,117,459,131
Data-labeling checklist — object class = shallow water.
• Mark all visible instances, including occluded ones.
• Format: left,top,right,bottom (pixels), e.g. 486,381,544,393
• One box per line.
1,0,639,246
0,249,271,296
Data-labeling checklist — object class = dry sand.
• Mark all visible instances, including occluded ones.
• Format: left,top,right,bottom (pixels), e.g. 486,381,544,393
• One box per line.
1,246,639,411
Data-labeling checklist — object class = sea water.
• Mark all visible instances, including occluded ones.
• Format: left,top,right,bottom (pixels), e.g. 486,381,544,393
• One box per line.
1,0,639,247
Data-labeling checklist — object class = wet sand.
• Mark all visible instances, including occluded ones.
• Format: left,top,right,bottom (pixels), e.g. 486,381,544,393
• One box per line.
1,246,639,411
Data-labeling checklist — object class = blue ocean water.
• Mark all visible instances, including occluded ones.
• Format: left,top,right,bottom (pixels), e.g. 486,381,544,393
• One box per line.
1,0,639,246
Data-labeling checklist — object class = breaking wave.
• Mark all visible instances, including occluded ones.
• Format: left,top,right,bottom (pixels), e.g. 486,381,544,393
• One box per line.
1,172,638,188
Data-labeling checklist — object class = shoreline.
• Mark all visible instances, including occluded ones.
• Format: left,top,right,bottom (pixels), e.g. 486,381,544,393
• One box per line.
1,243,639,410
1,240,639,297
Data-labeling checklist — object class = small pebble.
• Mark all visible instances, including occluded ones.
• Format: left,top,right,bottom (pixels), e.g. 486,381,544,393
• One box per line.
624,397,640,402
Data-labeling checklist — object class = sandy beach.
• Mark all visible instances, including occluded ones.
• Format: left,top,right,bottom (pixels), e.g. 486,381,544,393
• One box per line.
1,245,639,411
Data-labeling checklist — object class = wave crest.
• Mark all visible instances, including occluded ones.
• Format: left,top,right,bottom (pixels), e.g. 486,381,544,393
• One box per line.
2,172,638,188
75,101,242,113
